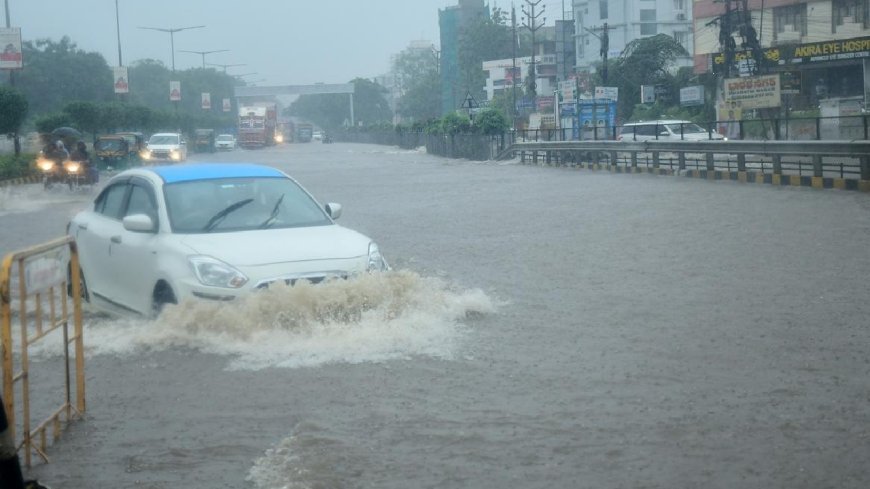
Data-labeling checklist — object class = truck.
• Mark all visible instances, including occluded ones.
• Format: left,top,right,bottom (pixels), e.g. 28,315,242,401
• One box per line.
237,103,277,148
295,122,314,143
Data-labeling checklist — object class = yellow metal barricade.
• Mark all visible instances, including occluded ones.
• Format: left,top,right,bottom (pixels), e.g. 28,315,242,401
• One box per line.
0,236,85,467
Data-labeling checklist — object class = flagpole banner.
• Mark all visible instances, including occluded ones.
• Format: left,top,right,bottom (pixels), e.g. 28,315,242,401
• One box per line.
201,92,211,110
169,81,182,101
222,98,231,112
0,27,23,69
113,66,129,94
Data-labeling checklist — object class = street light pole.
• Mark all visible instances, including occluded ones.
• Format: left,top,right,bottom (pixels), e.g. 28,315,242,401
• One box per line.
179,49,229,69
207,63,246,73
4,0,20,154
138,25,205,71
114,0,122,66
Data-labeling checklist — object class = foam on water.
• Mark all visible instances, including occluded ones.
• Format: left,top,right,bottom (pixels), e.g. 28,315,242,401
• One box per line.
0,183,93,216
34,270,494,370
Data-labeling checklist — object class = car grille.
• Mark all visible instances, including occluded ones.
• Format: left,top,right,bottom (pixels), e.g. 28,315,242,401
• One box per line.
150,150,171,159
255,272,348,290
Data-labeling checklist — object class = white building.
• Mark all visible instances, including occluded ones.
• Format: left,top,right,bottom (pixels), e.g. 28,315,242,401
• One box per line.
573,0,694,72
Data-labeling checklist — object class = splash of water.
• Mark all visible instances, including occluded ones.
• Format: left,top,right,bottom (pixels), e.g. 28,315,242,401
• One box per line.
64,270,494,370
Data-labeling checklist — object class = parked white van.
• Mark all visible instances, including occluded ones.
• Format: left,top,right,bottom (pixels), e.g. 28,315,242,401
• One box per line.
618,120,726,142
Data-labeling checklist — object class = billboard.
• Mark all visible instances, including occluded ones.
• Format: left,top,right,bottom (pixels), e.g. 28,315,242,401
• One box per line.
680,85,705,106
594,86,618,101
113,66,129,94
223,98,231,112
723,75,781,109
0,27,23,69
201,92,211,110
169,81,181,101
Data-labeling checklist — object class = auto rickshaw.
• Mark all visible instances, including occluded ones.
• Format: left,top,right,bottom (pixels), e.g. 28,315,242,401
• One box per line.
94,134,130,170
116,131,146,156
194,129,216,153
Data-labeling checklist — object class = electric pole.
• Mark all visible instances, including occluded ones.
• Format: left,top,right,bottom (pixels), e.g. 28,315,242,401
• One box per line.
512,4,518,126
522,0,545,100
4,0,20,154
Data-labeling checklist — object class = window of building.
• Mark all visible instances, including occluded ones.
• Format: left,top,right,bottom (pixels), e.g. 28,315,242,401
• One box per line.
833,0,869,30
640,9,657,35
599,1,608,19
774,4,807,39
674,0,686,10
673,31,689,51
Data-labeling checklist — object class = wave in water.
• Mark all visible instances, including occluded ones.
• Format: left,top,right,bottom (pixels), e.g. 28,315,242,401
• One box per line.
52,270,494,370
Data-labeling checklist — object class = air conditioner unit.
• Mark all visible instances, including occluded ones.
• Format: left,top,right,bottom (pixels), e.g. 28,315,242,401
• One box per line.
676,13,686,21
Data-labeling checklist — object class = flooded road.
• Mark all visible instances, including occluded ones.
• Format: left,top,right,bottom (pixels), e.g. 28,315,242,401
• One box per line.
3,142,870,488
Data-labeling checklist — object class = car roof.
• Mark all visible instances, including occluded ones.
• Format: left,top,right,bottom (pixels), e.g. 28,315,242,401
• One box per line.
149,163,286,184
623,120,693,126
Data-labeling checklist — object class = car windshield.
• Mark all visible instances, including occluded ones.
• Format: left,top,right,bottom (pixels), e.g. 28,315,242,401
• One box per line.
217,135,234,141
149,135,178,145
163,177,332,233
97,139,123,150
665,123,707,134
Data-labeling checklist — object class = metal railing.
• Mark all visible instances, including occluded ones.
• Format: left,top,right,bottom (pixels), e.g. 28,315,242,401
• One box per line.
518,115,870,142
1,236,85,467
509,139,870,182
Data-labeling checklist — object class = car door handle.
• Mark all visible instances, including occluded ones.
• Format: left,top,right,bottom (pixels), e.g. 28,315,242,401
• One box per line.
78,223,88,230
110,235,122,244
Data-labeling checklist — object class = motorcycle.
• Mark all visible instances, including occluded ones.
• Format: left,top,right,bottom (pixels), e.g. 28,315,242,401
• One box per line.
36,155,66,189
37,155,96,190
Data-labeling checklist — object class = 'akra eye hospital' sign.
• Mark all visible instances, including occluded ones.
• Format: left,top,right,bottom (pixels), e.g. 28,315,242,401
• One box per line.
723,74,781,110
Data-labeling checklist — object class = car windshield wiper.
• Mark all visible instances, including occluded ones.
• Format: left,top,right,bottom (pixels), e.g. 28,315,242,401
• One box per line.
202,198,253,232
258,194,285,229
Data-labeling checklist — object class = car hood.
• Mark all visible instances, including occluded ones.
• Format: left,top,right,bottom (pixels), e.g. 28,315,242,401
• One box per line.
178,224,371,267
147,144,182,150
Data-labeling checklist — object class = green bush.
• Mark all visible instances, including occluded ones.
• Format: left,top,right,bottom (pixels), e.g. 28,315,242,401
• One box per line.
0,153,37,180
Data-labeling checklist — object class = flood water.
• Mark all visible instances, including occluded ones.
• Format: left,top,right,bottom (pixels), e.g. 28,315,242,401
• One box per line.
3,142,870,488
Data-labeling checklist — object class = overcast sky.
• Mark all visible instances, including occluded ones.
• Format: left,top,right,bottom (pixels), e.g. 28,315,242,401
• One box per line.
6,0,569,85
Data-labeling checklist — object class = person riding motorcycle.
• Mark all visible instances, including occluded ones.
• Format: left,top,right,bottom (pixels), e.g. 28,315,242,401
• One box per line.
69,141,99,184
38,140,70,188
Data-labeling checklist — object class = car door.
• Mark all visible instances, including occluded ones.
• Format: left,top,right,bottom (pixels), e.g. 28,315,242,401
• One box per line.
109,178,163,315
72,180,130,305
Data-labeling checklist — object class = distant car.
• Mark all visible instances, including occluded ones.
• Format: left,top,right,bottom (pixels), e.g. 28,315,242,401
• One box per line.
67,163,389,316
215,134,236,151
617,120,727,142
141,133,187,162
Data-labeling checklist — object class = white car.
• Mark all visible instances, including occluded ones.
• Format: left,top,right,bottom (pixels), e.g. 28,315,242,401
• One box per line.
141,133,187,162
215,134,236,151
617,120,727,142
68,163,389,316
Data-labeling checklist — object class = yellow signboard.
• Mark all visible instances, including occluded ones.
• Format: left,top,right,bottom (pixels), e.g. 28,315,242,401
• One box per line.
723,75,781,110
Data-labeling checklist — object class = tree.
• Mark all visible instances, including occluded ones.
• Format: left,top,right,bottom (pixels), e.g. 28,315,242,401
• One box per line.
0,86,28,155
458,8,516,103
63,101,101,142
474,108,510,135
392,45,441,122
595,34,690,121
16,37,113,117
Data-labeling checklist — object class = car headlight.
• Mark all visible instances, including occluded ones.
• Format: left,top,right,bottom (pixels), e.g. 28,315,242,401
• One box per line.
170,150,181,161
189,256,248,288
367,242,389,272
141,149,151,160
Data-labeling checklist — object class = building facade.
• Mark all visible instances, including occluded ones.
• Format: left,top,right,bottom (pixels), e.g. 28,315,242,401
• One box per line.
573,0,695,73
439,0,490,115
693,0,870,112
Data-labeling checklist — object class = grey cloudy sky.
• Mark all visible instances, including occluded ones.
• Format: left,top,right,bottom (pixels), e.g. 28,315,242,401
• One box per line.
7,0,568,85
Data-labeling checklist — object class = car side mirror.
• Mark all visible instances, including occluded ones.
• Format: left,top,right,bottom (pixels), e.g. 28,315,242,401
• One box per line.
123,214,156,233
325,203,342,220
660,131,670,136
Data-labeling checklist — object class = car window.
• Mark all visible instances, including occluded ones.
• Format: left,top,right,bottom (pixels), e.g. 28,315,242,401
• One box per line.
94,183,129,219
124,184,158,224
633,125,656,136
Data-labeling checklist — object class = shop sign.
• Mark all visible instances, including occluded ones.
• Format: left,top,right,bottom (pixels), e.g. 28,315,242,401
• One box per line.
594,86,618,101
787,37,870,64
723,75,781,109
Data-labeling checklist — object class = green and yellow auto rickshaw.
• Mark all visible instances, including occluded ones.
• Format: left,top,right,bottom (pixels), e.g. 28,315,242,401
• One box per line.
94,135,130,169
